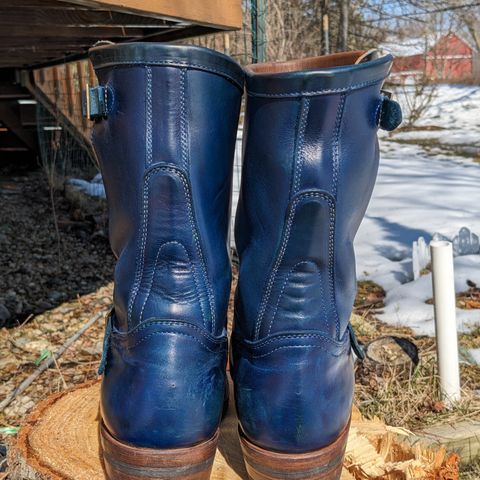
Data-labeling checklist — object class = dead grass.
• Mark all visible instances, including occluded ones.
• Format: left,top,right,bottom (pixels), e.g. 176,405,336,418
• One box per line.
354,281,386,314
0,284,112,439
459,326,480,349
426,282,480,310
460,457,480,479
352,312,480,431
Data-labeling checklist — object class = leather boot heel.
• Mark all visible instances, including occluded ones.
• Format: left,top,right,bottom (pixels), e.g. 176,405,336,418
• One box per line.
100,423,219,480
239,420,350,480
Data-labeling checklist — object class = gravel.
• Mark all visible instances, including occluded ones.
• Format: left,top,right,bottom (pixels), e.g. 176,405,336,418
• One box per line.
0,166,115,327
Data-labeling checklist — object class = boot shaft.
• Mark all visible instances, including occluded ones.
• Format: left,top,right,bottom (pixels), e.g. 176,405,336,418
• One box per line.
90,44,243,452
232,51,396,455
90,43,244,334
235,50,393,342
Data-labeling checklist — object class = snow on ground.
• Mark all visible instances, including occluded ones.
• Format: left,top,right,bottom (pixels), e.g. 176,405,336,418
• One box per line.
356,85,480,335
393,84,480,148
469,348,480,365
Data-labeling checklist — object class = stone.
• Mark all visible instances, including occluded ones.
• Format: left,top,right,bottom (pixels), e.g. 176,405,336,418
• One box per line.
0,304,11,326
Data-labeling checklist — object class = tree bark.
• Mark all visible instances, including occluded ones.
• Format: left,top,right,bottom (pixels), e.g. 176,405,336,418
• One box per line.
338,0,349,51
321,0,330,55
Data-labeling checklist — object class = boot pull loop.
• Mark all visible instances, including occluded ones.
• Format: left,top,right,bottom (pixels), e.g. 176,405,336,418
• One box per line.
348,323,366,360
98,311,113,375
378,90,402,131
355,48,380,64
82,85,110,121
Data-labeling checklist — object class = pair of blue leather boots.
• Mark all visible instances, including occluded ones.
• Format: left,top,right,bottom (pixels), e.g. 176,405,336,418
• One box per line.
86,43,399,480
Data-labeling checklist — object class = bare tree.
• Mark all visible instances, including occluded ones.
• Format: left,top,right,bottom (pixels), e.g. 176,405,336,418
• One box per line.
321,0,330,54
337,0,349,51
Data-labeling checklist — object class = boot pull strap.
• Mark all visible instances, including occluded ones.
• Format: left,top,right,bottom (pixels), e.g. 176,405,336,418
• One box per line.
82,85,109,121
378,90,402,131
348,323,366,360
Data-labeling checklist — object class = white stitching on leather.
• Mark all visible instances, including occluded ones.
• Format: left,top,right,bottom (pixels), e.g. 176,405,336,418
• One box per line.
121,331,226,353
254,192,334,340
180,68,189,171
330,94,346,337
178,71,216,332
250,344,346,359
128,165,215,330
96,61,244,90
118,319,227,342
145,66,153,166
293,98,310,195
240,332,344,349
247,77,384,98
332,94,345,198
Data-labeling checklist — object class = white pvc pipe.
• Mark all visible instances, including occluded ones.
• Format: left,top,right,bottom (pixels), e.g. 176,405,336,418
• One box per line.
430,240,461,405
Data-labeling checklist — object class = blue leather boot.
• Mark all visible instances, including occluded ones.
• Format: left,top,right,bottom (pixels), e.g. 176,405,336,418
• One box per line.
232,51,400,479
86,43,243,480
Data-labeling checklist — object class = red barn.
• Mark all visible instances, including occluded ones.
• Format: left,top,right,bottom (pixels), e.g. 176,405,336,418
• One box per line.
384,33,480,84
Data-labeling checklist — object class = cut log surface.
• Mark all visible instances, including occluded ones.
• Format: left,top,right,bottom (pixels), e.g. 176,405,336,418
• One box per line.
8,381,459,480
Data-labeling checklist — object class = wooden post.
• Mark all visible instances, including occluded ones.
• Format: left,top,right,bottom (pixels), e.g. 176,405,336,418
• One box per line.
88,60,97,88
65,63,75,116
77,61,88,131
52,66,60,111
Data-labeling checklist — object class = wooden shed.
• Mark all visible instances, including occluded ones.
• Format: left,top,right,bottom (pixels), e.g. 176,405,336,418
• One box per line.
387,33,480,84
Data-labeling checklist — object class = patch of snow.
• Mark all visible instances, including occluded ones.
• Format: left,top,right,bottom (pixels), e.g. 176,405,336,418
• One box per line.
356,136,480,334
66,176,106,199
378,255,480,336
392,85,480,148
469,348,480,365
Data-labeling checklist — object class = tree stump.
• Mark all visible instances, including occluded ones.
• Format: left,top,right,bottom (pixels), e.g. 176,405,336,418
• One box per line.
8,381,459,480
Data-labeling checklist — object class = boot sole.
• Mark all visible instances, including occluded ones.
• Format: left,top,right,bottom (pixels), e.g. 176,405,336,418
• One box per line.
239,419,350,480
100,422,219,480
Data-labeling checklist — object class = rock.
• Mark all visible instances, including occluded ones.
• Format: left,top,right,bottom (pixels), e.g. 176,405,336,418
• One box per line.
0,304,11,326
48,291,63,302
13,300,23,315
80,341,103,356
37,301,53,311
0,169,114,326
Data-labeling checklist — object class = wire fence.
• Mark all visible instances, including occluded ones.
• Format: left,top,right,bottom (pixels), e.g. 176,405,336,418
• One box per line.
37,103,97,185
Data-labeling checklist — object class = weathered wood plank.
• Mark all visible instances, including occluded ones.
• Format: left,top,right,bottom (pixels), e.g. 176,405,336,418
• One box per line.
65,63,75,116
0,0,241,68
0,8,171,28
4,25,145,38
76,61,88,131
57,0,242,29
